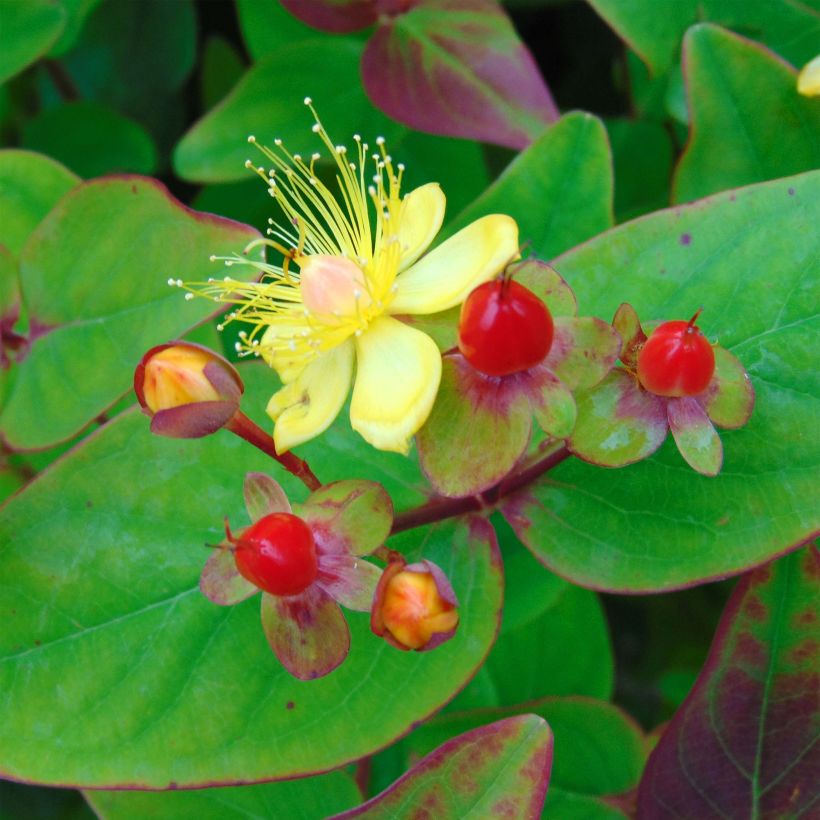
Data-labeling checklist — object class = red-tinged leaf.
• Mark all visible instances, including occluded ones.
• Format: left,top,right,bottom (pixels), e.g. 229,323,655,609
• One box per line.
362,0,558,150
416,353,533,497
200,549,258,607
260,587,351,680
667,395,723,476
698,345,755,430
511,259,578,318
547,317,622,392
637,548,820,818
568,370,668,468
296,480,393,557
280,0,378,33
332,715,553,818
316,553,382,611
243,472,291,523
519,364,576,439
612,302,646,370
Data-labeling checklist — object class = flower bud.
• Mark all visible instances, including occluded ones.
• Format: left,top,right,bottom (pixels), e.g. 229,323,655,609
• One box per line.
371,559,459,651
134,341,243,438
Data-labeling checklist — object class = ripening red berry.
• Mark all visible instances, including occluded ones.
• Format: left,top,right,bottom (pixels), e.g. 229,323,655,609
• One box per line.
230,513,318,597
637,311,715,397
458,279,554,377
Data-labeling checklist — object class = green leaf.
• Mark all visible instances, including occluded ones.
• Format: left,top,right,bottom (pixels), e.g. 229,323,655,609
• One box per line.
448,556,614,711
174,39,402,184
637,548,820,817
0,176,261,450
443,113,612,258
0,149,79,259
568,370,668,468
417,354,533,498
0,0,65,85
86,771,361,819
0,368,503,786
336,715,552,818
22,101,158,178
59,0,196,122
606,118,674,222
235,0,333,61
545,789,628,819
674,25,820,204
201,36,246,111
587,0,820,75
398,697,645,808
48,0,104,57
502,170,820,591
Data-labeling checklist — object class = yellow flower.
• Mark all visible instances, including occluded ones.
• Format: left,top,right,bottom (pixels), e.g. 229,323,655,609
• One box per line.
797,54,820,96
180,100,519,454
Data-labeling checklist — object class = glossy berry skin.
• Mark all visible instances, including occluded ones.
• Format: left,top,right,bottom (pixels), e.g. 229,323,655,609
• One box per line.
458,279,554,377
637,319,715,397
233,513,318,597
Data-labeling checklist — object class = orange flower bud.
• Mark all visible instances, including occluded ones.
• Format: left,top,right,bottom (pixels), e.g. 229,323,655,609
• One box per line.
371,559,459,651
134,341,243,438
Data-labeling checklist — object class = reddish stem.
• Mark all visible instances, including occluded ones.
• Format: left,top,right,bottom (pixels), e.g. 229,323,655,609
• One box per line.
225,411,321,491
391,444,571,534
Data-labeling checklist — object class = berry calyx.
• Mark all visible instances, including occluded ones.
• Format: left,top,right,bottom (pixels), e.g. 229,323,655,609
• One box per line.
637,310,716,397
458,278,554,377
229,513,318,597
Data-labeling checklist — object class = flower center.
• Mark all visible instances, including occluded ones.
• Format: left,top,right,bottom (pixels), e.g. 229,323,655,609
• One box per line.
299,255,372,318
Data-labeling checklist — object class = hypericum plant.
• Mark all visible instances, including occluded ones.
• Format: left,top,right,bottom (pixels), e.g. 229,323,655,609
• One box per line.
138,108,756,682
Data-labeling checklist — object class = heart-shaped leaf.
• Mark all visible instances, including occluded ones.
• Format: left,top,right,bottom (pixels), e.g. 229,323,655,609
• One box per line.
0,176,261,450
637,548,820,817
0,150,79,259
333,715,553,818
0,367,503,787
361,0,557,150
674,25,820,203
501,170,819,591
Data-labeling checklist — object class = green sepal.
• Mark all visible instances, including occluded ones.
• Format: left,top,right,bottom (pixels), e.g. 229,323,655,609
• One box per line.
667,396,723,476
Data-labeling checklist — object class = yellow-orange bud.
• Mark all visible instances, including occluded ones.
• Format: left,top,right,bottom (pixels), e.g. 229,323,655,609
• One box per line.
371,559,459,651
134,341,243,438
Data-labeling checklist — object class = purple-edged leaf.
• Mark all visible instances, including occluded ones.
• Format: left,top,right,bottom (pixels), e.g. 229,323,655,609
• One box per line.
243,472,291,522
297,480,393,557
332,715,553,818
612,302,646,371
519,365,576,440
417,354,532,497
511,259,577,318
637,547,820,818
667,396,723,476
546,316,622,391
280,0,377,33
568,370,668,468
0,176,261,451
316,554,382,611
361,0,557,150
698,345,755,429
149,400,239,439
200,549,258,607
260,587,350,680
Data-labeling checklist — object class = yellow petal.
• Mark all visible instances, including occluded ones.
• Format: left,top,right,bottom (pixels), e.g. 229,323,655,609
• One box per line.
396,183,446,271
267,340,354,452
350,316,442,454
389,214,519,315
798,54,820,96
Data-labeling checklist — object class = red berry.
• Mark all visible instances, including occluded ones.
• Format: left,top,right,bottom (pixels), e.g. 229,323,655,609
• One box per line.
458,279,554,377
231,513,318,597
637,312,715,397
